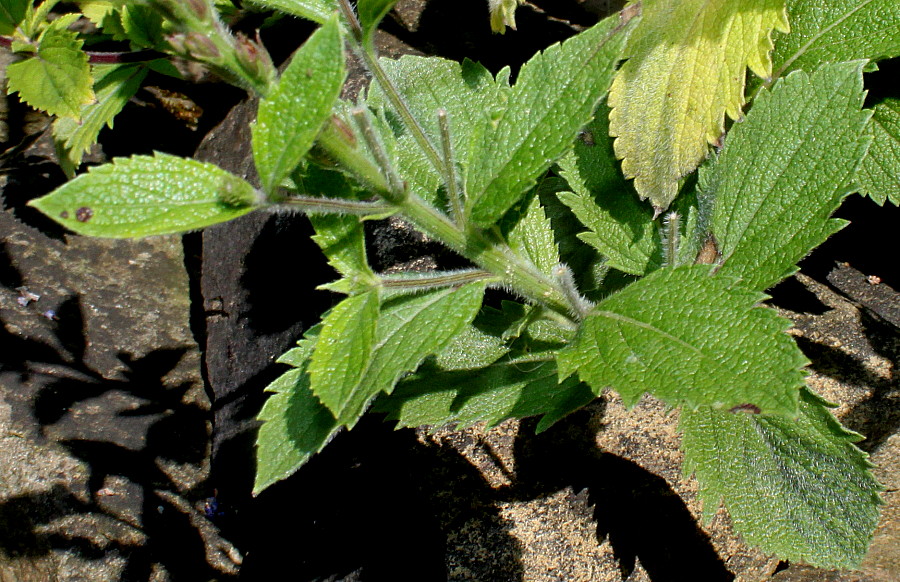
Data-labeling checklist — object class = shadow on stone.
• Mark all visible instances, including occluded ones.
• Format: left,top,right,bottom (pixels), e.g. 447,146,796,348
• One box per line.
509,409,735,582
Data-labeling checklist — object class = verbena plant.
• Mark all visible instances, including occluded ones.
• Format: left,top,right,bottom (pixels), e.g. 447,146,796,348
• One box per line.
17,0,900,568
0,0,260,174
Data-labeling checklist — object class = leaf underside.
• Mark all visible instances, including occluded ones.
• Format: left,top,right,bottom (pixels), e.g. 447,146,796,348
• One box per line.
681,388,882,568
608,0,788,212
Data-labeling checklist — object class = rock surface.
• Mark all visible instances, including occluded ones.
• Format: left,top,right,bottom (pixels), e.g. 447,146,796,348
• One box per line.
1,1,898,581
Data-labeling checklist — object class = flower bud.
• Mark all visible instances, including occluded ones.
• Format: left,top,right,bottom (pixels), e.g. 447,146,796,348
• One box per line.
183,31,221,60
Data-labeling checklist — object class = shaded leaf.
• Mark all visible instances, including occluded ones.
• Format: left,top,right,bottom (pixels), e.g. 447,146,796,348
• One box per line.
53,63,148,171
681,388,882,568
556,109,662,276
357,0,398,46
0,0,28,35
308,284,485,425
377,360,593,434
255,325,340,493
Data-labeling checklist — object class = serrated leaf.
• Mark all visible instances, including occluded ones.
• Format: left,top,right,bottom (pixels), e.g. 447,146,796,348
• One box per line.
253,16,345,195
246,0,336,24
681,387,882,568
705,61,871,291
29,153,262,237
254,365,340,494
53,63,148,170
366,55,507,208
556,107,662,276
608,0,789,212
120,4,165,49
309,214,376,291
557,265,806,414
506,192,560,276
308,290,380,421
309,283,485,425
0,0,28,35
376,359,594,434
6,20,94,118
79,1,128,40
772,0,900,79
357,0,398,46
858,97,900,206
467,11,637,226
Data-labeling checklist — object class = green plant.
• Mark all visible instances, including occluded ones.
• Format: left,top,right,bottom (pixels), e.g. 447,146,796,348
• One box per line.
0,0,268,175
22,0,900,569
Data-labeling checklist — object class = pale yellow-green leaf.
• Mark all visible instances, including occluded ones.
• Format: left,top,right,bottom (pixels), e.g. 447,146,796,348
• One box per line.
488,0,524,33
608,0,789,212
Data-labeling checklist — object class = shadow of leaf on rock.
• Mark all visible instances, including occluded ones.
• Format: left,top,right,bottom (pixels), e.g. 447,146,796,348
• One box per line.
0,292,233,580
795,309,900,454
504,406,735,582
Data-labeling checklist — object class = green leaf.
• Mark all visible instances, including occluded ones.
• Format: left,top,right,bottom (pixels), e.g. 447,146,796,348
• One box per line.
246,0,336,24
309,284,485,425
0,0,28,35
357,0,398,46
80,1,129,40
681,388,883,568
255,325,341,493
309,214,376,292
308,290,380,422
772,0,900,79
377,360,594,434
253,16,345,195
858,97,900,206
608,0,789,212
254,365,340,494
556,107,662,276
467,11,637,226
376,300,589,432
6,19,94,119
557,265,806,415
120,3,165,49
29,153,262,237
506,192,560,276
365,55,507,207
52,63,148,171
705,61,871,291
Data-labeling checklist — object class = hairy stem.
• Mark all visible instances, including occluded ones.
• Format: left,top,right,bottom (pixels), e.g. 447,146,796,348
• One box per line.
379,268,497,291
280,196,396,216
437,108,466,226
336,0,445,177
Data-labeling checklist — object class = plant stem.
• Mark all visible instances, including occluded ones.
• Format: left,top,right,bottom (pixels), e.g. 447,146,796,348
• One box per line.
280,196,396,216
437,108,466,227
336,0,445,177
379,269,497,291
